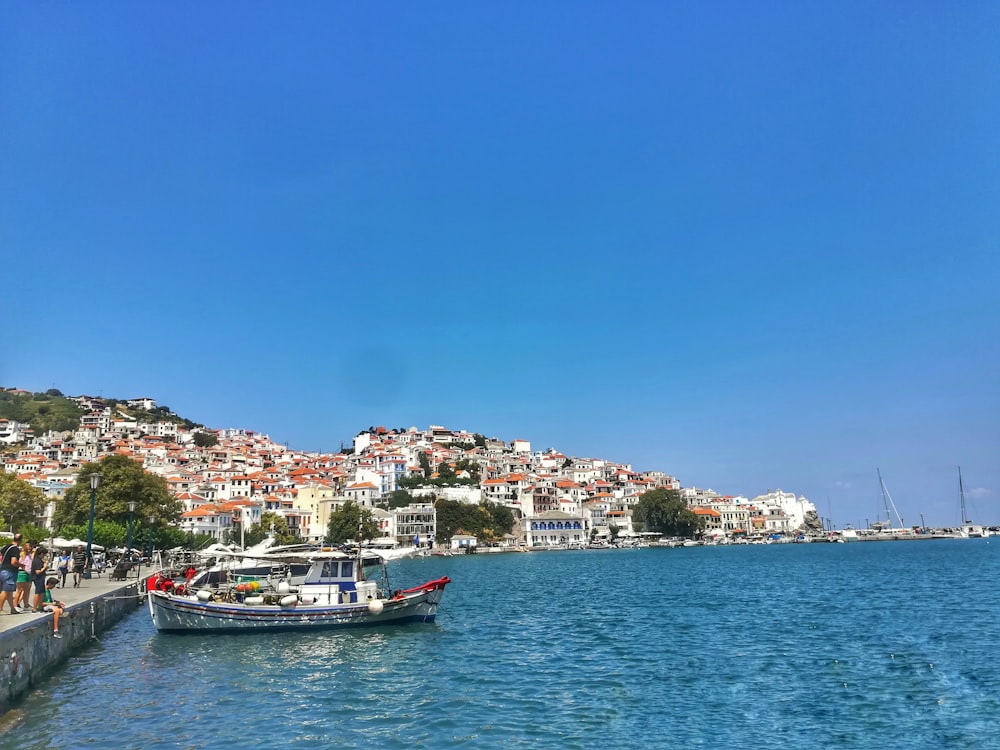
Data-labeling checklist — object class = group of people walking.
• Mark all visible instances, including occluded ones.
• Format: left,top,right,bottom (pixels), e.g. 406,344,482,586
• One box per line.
0,533,86,638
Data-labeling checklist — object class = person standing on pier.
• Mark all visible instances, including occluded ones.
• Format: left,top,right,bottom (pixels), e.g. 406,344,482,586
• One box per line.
0,534,22,614
56,549,71,588
71,544,88,587
13,541,33,611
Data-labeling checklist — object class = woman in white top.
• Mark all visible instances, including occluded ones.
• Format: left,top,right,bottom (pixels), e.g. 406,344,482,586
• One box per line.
56,550,71,588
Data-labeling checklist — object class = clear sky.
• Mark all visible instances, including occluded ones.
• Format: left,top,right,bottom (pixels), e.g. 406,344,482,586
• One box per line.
2,3,998,528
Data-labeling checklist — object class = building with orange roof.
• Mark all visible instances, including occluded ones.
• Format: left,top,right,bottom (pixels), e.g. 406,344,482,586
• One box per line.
344,481,380,507
692,507,722,534
180,504,234,540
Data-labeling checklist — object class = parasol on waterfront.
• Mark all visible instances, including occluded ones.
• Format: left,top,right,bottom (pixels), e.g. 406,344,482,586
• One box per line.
64,537,104,550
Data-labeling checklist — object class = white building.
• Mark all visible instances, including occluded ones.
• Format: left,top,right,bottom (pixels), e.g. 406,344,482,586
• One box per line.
750,490,816,531
0,418,31,445
522,510,586,548
393,503,436,547
180,504,234,541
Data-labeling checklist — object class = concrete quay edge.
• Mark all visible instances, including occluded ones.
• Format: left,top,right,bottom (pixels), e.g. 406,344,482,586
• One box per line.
0,573,147,715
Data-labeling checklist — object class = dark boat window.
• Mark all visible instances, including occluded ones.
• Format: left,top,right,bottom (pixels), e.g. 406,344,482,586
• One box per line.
341,561,353,577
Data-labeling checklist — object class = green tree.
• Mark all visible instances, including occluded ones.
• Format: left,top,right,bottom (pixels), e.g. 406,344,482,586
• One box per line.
484,501,514,536
453,458,481,484
237,512,299,546
54,454,181,532
0,472,47,530
326,500,379,544
18,523,52,546
385,489,414,509
433,499,514,543
130,521,189,552
192,431,219,448
632,488,702,537
60,520,128,549
418,452,431,478
0,391,85,436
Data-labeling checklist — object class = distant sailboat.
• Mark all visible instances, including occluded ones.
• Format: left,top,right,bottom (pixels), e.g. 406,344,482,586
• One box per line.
872,468,906,532
958,466,990,538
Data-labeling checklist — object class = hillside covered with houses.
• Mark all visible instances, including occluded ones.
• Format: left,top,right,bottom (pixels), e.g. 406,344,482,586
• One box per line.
0,386,820,548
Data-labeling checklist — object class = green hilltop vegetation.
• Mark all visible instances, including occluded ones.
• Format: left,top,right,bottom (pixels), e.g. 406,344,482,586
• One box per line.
0,387,204,445
0,388,84,435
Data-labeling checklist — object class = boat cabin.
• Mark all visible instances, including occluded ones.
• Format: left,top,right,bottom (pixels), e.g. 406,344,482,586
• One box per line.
299,554,378,605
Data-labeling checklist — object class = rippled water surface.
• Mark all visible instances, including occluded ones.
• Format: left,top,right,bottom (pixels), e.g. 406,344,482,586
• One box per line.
6,540,1000,749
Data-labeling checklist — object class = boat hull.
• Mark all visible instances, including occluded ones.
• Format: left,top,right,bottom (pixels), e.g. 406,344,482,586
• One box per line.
148,580,449,633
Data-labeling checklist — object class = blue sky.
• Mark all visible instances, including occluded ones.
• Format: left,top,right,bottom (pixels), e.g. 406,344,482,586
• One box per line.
2,3,998,528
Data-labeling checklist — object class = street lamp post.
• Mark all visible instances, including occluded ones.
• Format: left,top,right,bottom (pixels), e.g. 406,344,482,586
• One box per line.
86,473,101,572
148,515,157,564
126,501,137,562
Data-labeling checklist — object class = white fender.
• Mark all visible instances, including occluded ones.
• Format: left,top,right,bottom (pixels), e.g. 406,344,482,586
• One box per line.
367,599,384,615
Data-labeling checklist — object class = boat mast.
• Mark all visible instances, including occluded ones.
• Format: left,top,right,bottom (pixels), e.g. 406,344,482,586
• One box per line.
877,468,905,529
959,466,969,524
357,512,365,582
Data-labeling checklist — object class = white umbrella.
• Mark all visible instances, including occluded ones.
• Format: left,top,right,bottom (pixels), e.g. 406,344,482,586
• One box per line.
65,538,104,550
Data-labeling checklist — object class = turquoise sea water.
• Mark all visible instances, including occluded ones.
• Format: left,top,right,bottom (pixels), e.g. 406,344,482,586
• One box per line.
5,539,1000,749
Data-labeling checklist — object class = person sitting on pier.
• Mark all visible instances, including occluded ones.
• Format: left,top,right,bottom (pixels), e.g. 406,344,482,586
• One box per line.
42,577,66,638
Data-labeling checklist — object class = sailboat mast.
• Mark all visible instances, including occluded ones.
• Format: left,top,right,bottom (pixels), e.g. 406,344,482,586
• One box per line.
959,466,969,524
877,468,905,529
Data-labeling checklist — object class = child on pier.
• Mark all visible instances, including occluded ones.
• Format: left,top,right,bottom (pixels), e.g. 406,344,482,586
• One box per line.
42,577,66,638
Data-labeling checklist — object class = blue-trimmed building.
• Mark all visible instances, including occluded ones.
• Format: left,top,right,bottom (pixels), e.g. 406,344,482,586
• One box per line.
522,510,586,548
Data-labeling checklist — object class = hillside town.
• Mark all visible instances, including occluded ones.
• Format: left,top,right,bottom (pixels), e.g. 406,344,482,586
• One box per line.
0,389,820,548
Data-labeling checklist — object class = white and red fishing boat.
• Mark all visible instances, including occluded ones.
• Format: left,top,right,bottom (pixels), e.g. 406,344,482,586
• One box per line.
146,550,451,633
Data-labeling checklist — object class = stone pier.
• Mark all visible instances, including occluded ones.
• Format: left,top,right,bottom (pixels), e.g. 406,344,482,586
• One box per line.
0,575,145,715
